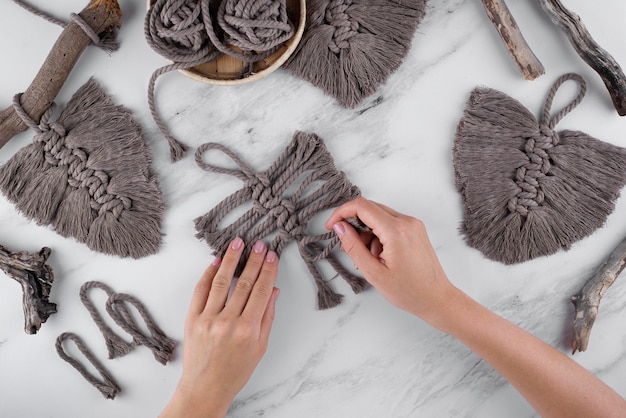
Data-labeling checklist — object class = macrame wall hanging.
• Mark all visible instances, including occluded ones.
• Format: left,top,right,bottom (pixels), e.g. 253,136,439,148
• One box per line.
145,0,297,161
454,73,626,265
0,78,164,259
194,131,368,309
284,0,427,108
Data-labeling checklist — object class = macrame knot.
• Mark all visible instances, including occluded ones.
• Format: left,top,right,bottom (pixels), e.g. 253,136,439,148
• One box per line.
219,0,294,52
325,0,358,53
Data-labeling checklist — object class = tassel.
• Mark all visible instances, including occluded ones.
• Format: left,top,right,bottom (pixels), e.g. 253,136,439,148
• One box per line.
53,187,97,240
0,143,46,200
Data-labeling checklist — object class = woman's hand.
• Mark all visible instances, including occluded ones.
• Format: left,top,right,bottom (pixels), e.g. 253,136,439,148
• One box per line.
325,197,454,322
160,238,280,418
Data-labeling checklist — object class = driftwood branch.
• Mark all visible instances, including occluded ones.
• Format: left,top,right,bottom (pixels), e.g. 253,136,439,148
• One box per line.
0,0,123,149
0,245,57,334
481,0,545,80
539,0,626,116
571,237,626,353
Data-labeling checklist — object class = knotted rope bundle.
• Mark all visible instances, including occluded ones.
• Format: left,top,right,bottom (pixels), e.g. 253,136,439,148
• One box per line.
454,73,626,264
145,0,295,161
194,131,368,309
57,281,177,398
284,0,426,108
0,78,164,259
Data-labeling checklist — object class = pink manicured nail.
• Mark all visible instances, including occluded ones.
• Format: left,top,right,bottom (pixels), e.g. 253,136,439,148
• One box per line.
211,256,222,266
253,240,266,254
266,251,277,263
231,237,243,250
333,222,345,238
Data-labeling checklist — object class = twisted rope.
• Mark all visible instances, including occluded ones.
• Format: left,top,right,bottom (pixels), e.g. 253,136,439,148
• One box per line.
12,0,119,52
508,73,587,216
11,94,132,219
56,332,121,399
194,132,368,309
325,0,359,54
145,0,294,161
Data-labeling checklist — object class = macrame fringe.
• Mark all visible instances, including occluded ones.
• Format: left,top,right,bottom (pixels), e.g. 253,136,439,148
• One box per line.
284,0,426,108
454,74,626,264
0,78,164,259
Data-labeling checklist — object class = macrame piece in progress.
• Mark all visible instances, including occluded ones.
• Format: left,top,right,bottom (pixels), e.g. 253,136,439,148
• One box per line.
0,78,164,259
194,131,368,309
284,0,426,108
454,73,626,264
145,0,295,161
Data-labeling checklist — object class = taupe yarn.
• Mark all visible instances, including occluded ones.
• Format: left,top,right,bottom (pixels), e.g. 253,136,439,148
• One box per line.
454,73,626,264
55,332,121,400
145,0,294,161
284,0,426,108
12,0,119,52
194,131,368,309
58,281,176,397
0,78,164,259
80,281,136,359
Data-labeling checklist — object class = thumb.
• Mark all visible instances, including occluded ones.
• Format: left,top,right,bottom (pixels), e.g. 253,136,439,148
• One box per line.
332,221,381,277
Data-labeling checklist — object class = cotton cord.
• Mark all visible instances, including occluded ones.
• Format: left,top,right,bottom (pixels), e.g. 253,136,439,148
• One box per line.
80,281,136,359
106,292,177,365
12,0,119,52
194,131,368,309
145,0,294,162
55,332,121,400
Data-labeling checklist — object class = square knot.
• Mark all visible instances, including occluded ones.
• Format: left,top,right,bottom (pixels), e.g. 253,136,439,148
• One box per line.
325,0,358,53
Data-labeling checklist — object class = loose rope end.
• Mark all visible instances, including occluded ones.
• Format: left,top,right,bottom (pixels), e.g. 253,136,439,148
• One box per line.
169,139,188,162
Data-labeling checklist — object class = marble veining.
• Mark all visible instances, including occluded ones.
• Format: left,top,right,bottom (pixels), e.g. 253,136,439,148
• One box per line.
1,0,626,417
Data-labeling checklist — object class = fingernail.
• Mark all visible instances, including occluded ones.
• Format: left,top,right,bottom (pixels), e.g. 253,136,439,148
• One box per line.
211,256,222,266
231,237,243,250
253,240,266,254
333,222,345,238
266,251,277,263
273,287,281,302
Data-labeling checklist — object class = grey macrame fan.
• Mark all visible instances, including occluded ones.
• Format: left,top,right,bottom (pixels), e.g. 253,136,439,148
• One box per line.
454,73,626,265
0,78,164,259
284,0,426,108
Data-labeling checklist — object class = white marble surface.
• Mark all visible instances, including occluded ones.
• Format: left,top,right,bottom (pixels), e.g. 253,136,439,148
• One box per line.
2,0,626,417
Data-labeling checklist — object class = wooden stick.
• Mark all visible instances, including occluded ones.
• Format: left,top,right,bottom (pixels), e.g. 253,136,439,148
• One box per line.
481,0,545,80
0,245,57,334
539,0,626,116
0,0,123,149
571,237,626,353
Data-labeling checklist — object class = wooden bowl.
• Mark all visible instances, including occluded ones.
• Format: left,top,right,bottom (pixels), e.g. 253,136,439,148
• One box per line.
147,0,306,86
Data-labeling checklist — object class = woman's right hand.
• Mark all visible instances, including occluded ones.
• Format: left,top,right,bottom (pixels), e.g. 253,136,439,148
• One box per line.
325,197,456,322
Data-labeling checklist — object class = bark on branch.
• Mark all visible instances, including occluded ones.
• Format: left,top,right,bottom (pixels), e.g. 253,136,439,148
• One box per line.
481,0,545,80
0,0,123,149
571,237,626,353
0,245,57,334
538,0,626,116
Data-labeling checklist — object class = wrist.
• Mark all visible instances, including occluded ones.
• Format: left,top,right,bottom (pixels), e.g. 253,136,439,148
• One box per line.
160,385,232,418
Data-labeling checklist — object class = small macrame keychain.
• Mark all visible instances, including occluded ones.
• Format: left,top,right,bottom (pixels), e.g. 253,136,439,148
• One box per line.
0,78,164,259
57,281,177,399
284,0,427,108
145,0,295,161
194,131,368,309
454,73,626,264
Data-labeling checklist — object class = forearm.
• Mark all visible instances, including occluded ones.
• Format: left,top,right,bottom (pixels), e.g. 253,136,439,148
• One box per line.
159,386,231,418
426,285,626,418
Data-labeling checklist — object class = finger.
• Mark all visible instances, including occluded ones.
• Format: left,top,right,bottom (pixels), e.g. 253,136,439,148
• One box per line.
225,240,269,316
259,287,280,347
204,237,244,315
370,237,383,258
189,257,221,316
243,251,279,320
332,221,384,278
325,197,397,233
